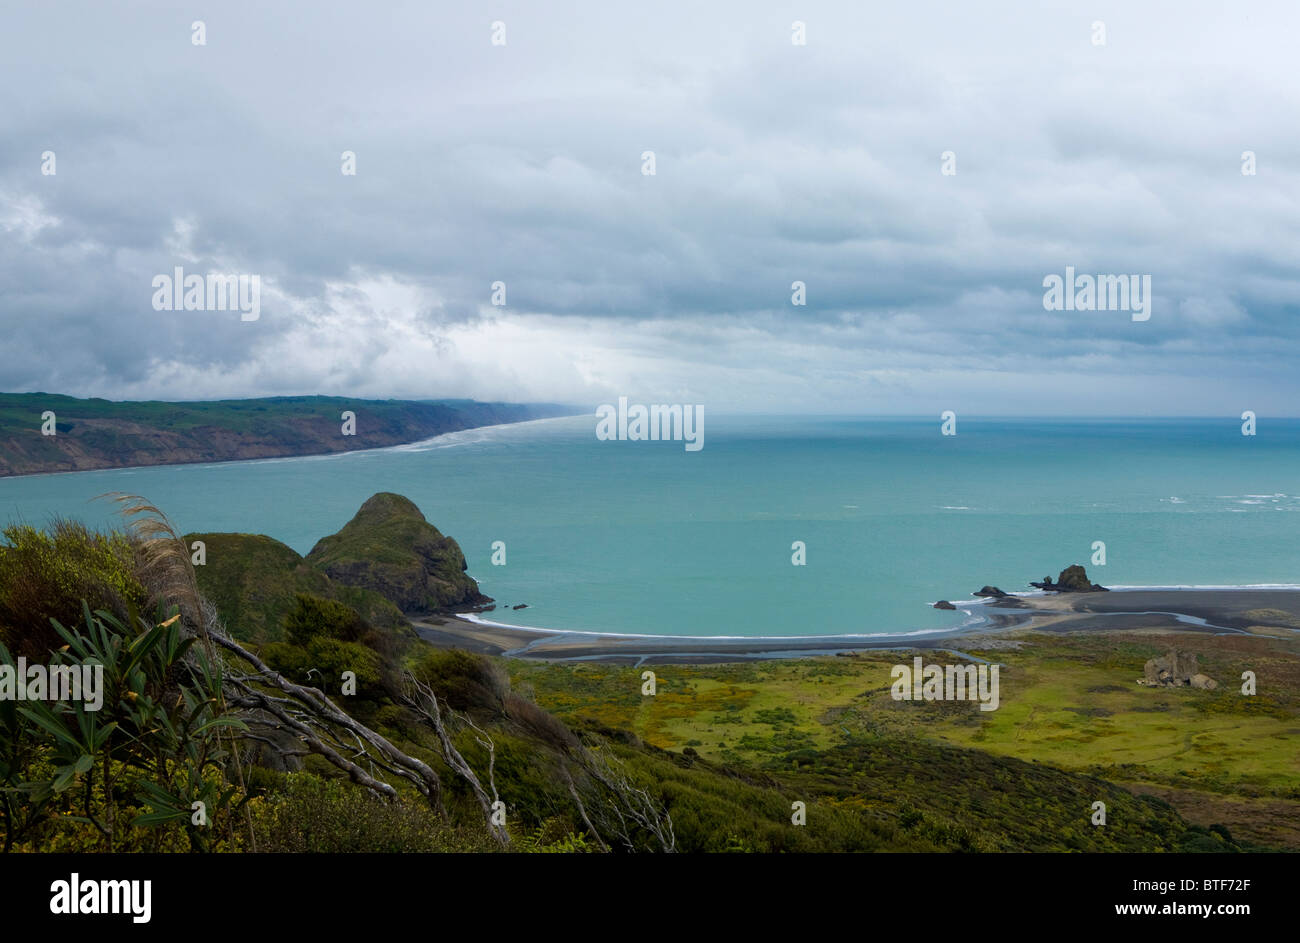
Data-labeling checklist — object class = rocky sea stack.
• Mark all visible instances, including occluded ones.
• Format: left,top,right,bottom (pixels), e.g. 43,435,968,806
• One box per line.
1030,564,1108,593
306,492,492,613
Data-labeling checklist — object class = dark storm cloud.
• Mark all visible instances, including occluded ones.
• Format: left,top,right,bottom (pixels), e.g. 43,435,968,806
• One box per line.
1,0,1298,413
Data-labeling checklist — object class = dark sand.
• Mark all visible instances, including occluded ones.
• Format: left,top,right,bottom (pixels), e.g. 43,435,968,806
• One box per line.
991,588,1300,635
412,588,1300,664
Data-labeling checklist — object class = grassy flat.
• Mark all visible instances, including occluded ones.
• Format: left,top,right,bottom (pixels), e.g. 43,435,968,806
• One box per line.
510,629,1300,848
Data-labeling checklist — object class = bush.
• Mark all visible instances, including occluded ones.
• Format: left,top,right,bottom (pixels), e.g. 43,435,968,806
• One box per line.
505,692,579,753
1,605,249,852
262,637,383,697
282,593,367,646
411,648,509,715
249,772,495,853
0,521,148,659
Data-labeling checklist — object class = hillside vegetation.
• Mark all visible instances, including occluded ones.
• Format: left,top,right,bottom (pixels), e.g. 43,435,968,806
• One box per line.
187,493,487,645
1,493,1283,853
0,393,573,476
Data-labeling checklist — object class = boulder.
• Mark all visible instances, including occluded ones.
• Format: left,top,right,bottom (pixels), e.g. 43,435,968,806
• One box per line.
974,586,1008,598
1171,650,1199,679
1141,649,1212,688
933,600,957,610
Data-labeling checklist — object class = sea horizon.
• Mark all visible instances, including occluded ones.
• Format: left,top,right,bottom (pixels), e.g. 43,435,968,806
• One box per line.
3,411,1297,639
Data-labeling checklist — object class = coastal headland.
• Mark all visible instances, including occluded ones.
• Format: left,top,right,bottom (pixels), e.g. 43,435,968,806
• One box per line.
0,393,576,477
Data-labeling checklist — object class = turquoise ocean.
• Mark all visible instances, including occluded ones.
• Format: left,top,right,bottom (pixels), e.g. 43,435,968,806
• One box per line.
2,415,1298,638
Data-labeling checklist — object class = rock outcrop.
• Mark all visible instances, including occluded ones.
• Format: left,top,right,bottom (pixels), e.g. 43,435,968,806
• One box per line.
1139,649,1216,689
974,586,1008,598
933,600,957,610
1030,564,1108,593
306,493,492,614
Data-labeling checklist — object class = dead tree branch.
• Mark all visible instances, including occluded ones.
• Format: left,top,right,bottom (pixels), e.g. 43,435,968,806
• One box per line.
398,673,511,847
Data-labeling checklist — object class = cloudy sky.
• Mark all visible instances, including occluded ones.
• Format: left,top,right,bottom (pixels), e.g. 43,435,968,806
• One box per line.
2,1,1298,415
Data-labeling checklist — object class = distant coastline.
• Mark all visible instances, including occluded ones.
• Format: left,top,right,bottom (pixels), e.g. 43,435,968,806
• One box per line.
0,393,579,477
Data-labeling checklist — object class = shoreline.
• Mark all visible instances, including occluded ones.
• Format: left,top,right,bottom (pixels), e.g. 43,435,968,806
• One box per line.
412,587,1300,665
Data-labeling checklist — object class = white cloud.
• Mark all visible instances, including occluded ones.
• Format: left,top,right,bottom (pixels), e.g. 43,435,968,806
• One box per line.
1,0,1299,414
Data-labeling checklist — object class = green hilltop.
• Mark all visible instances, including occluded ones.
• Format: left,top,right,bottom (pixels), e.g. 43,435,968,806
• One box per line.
185,532,407,643
305,493,489,614
189,492,487,643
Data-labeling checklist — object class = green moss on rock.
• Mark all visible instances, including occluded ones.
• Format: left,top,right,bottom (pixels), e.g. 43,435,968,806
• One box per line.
189,531,405,642
305,493,490,613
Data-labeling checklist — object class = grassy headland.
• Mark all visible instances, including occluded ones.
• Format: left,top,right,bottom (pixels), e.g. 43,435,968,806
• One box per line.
0,393,576,476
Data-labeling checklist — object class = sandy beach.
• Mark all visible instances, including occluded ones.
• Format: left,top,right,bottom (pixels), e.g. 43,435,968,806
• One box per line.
411,587,1300,664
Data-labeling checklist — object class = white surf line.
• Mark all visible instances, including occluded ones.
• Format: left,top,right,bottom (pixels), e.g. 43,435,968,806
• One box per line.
458,611,964,643
466,583,1300,651
392,413,581,453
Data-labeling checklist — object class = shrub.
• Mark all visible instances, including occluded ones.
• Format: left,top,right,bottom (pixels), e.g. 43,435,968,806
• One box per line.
411,648,509,715
249,772,494,853
0,522,148,659
282,593,367,646
505,692,579,753
1,605,249,852
261,637,383,697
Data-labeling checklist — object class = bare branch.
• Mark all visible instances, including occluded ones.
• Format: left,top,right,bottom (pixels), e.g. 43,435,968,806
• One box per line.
398,673,510,847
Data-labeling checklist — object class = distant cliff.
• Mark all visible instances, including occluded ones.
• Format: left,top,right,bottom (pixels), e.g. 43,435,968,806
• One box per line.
0,393,576,476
